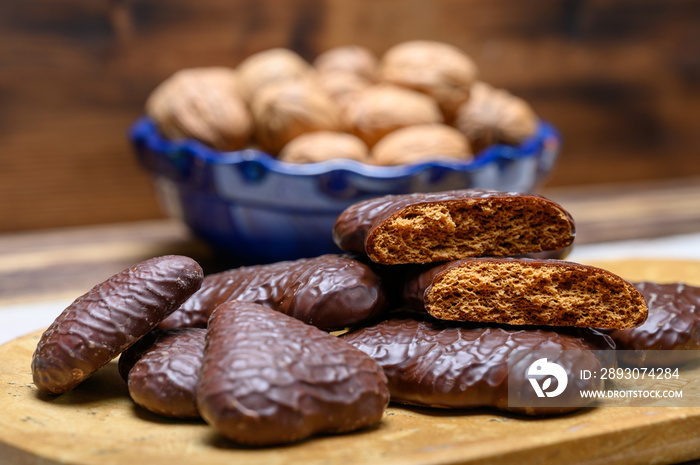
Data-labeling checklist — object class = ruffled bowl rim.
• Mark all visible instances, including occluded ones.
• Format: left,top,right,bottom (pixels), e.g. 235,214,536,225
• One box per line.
129,116,560,180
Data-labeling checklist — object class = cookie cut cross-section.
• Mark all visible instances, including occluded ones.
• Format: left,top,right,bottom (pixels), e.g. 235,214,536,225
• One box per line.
404,257,648,329
333,189,575,264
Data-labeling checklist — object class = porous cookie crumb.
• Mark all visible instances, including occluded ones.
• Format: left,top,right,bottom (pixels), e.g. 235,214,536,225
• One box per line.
365,194,574,264
423,258,648,329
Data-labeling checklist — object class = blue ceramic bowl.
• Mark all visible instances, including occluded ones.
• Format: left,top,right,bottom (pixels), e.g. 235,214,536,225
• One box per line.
130,117,561,264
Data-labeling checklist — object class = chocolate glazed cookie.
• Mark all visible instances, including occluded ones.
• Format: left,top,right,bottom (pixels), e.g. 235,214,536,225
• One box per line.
159,254,387,331
342,316,615,415
119,328,206,418
197,301,390,446
403,258,648,329
607,282,700,367
32,255,204,394
332,189,575,264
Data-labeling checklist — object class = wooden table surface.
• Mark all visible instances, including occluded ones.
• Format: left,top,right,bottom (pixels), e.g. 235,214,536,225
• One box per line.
1,323,700,465
0,179,699,464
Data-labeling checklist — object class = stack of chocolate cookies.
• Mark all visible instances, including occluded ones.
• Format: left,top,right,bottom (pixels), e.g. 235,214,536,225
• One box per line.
31,188,699,447
333,189,698,414
333,189,646,415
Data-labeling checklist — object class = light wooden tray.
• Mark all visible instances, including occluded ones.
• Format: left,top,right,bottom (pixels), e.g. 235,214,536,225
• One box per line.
1,259,699,465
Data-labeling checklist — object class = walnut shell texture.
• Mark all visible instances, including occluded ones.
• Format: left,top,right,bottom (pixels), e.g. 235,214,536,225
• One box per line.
145,67,253,151
370,123,472,165
316,71,372,110
455,81,538,152
379,40,478,121
250,79,345,154
236,48,313,102
345,84,443,148
313,45,378,82
279,131,370,163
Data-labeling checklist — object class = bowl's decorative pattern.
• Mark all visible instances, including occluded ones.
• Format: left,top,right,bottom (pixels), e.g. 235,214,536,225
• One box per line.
130,117,561,264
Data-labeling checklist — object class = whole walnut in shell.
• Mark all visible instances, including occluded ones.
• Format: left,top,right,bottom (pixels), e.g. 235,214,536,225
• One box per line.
146,67,252,151
313,45,378,82
371,123,472,166
345,84,443,148
379,40,478,121
236,48,313,102
250,80,345,154
317,71,372,110
278,131,370,164
455,81,538,153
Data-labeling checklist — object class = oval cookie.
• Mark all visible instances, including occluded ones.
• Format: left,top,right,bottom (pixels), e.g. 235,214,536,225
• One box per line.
342,316,615,415
31,255,203,394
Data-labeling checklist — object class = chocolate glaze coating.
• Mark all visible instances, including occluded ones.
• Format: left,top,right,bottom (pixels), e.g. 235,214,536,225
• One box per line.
120,328,206,418
117,329,158,382
402,261,453,311
332,189,575,264
31,255,204,394
607,282,700,367
342,316,615,415
159,254,387,331
197,301,390,446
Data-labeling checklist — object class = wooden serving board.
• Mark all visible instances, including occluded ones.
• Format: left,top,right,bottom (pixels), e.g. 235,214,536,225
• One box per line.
1,259,700,465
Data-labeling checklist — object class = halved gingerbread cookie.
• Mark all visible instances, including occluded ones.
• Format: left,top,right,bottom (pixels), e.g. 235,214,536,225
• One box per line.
404,258,648,329
333,189,575,264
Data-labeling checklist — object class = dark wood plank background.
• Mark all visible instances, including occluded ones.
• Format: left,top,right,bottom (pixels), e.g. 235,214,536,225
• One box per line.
2,0,699,232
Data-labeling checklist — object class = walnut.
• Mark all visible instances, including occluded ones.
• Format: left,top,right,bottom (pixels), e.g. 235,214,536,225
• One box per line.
250,79,345,155
278,131,370,164
316,71,371,110
379,40,478,121
370,123,472,166
345,84,443,148
236,48,313,102
455,81,538,153
313,45,378,82
145,67,253,151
